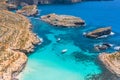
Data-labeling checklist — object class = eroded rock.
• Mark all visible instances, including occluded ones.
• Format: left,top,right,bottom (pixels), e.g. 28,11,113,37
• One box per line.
41,13,85,27
94,43,112,51
99,52,120,77
0,10,40,80
17,5,38,16
85,27,112,39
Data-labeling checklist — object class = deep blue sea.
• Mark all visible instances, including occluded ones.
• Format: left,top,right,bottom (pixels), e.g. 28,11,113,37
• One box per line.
19,0,120,80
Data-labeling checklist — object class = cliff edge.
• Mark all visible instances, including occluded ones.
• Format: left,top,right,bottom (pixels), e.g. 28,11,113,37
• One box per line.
0,10,40,80
99,52,120,77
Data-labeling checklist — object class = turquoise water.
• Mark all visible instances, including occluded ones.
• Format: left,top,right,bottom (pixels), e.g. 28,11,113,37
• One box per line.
20,0,120,80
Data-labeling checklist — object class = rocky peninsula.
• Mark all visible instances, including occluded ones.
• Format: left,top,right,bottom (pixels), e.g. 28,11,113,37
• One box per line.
85,27,112,39
0,10,40,80
17,5,38,16
99,52,120,77
41,13,85,27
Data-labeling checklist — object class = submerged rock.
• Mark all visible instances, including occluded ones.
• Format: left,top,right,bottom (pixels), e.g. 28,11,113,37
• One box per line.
41,13,85,27
99,52,120,77
0,10,40,80
17,5,38,16
85,27,112,39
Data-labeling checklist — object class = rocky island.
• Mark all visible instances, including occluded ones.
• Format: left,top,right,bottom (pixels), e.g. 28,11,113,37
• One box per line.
41,13,85,27
85,27,112,39
99,52,120,77
0,10,40,80
17,5,38,16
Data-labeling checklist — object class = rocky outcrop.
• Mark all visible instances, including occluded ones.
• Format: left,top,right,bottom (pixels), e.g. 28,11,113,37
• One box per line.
0,10,40,80
85,27,112,39
41,13,85,27
94,43,112,51
0,1,17,10
17,5,38,16
7,4,17,10
0,1,8,10
99,52,120,77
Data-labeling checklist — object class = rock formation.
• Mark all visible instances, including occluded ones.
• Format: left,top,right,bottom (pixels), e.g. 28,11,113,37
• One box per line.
0,0,8,10
0,1,17,10
85,27,111,39
41,13,85,27
17,5,38,16
94,43,112,51
99,52,120,77
0,10,40,80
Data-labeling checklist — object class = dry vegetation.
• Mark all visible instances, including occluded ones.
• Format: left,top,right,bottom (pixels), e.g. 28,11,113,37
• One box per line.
0,10,39,80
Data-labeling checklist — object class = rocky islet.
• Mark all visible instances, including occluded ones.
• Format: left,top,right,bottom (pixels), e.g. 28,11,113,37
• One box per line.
16,5,38,16
41,13,85,27
85,27,112,39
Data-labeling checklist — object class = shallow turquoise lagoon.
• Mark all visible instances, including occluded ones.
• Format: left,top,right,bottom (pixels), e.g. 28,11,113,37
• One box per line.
20,0,120,80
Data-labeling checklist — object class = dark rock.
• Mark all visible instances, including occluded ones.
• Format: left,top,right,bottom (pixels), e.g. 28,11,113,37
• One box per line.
85,27,112,39
7,4,17,10
94,43,112,51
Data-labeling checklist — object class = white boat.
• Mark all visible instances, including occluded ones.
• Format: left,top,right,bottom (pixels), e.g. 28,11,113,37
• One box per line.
61,49,68,53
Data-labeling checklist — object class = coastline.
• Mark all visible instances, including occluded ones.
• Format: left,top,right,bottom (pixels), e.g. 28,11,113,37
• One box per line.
0,0,120,80
0,10,40,80
99,52,120,77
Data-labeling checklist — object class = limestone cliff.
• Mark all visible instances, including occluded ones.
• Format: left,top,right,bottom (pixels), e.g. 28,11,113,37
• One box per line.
17,5,38,16
99,52,120,77
0,10,40,80
41,13,85,27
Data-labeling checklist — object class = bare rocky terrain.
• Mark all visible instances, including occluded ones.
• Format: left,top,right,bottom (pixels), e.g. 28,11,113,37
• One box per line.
0,10,40,80
99,52,120,77
17,5,38,16
41,13,85,27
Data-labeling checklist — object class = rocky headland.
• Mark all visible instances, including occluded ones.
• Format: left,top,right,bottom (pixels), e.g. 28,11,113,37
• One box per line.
41,13,85,27
85,27,112,39
99,52,120,77
0,10,40,80
17,5,38,16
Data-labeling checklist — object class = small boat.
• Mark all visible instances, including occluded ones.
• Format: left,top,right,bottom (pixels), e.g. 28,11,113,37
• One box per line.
57,38,61,42
61,49,68,53
57,38,61,41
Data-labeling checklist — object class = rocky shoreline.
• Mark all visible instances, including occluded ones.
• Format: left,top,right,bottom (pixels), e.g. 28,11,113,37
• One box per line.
41,13,85,27
17,5,38,16
0,10,40,80
99,52,120,77
0,0,120,79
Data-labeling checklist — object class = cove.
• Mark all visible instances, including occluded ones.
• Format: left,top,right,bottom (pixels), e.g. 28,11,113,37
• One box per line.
19,0,120,80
